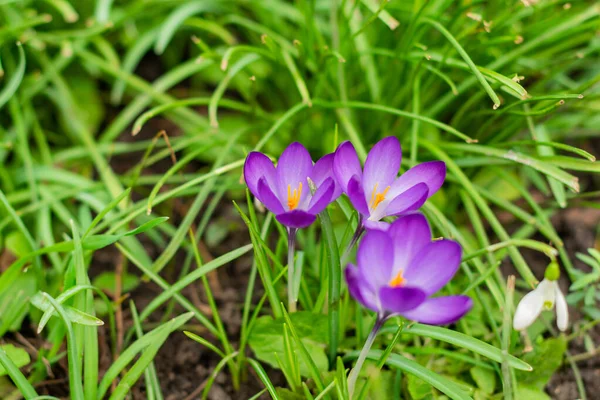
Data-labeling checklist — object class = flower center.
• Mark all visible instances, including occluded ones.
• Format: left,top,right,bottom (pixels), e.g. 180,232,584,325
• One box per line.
543,300,553,310
369,183,390,211
287,182,303,210
389,270,405,287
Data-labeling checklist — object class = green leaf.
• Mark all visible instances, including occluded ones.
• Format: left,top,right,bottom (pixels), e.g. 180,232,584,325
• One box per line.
30,292,104,330
248,359,281,400
470,366,496,394
109,333,169,400
473,170,521,202
516,337,566,389
583,306,600,320
92,272,140,295
124,217,169,236
68,74,105,133
0,345,30,377
401,324,531,371
0,270,36,335
407,373,432,400
514,385,550,400
4,231,33,258
248,312,328,377
365,350,472,400
0,346,37,399
97,312,194,399
0,43,26,110
82,234,120,250
276,388,305,400
365,369,396,400
570,272,600,291
83,188,132,237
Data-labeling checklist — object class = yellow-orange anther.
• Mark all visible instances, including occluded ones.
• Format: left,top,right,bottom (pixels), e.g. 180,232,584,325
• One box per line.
369,183,390,210
389,270,405,287
287,182,303,210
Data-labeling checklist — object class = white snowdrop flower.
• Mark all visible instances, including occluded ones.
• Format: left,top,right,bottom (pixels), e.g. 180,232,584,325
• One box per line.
513,262,568,332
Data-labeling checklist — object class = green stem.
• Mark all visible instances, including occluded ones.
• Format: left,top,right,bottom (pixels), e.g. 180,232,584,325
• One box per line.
348,316,385,398
288,228,298,312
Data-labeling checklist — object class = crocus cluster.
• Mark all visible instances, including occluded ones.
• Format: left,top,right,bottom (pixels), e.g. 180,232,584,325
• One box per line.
243,137,470,319
244,136,569,397
244,137,471,396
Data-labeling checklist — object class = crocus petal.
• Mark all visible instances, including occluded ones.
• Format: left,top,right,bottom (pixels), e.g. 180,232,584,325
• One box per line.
348,175,370,215
257,177,285,214
387,214,431,275
357,229,394,291
333,141,362,192
388,161,446,199
379,286,426,314
276,142,313,203
308,178,335,214
345,265,378,312
363,220,390,231
276,210,316,229
244,152,277,197
513,282,548,331
403,239,462,295
311,153,342,200
555,284,569,332
375,183,429,220
401,295,473,325
363,136,401,194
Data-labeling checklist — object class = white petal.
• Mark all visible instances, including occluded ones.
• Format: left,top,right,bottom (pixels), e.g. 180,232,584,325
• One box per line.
540,279,556,308
554,285,569,332
513,283,545,331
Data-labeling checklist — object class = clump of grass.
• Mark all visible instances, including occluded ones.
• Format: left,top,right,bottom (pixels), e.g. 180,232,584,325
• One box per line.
0,1,598,399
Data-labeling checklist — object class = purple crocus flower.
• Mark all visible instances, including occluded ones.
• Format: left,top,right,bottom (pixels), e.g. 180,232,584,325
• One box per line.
345,214,472,395
333,136,446,231
345,213,472,324
244,142,341,229
243,142,341,312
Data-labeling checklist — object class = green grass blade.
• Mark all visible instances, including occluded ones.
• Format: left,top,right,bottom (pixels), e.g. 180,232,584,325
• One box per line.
40,293,84,399
248,359,281,400
154,2,220,54
0,346,38,399
97,312,194,399
421,18,500,108
363,350,472,400
0,42,25,110
318,208,341,367
397,324,531,371
83,188,131,237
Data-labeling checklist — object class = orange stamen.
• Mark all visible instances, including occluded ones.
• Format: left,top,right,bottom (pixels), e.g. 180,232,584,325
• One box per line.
389,270,405,287
287,182,303,210
369,183,390,210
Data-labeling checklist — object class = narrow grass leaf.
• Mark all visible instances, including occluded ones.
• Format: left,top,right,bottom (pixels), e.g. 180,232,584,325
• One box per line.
398,324,531,371
97,312,194,399
0,42,26,110
248,359,281,400
0,345,37,399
